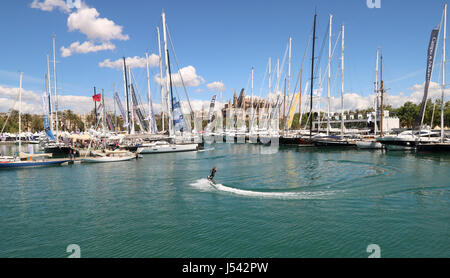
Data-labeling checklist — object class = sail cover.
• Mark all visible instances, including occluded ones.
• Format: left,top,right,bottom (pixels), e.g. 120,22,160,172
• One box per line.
130,84,149,132
114,92,128,128
42,93,56,141
414,26,440,129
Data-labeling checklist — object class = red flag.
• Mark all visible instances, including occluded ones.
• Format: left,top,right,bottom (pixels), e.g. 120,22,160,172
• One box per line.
92,94,101,102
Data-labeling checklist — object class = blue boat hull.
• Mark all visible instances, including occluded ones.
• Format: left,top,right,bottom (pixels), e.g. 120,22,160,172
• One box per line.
0,160,70,169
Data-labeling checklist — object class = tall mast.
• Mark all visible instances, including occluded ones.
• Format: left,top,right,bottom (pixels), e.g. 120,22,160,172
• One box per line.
287,36,292,132
18,72,23,151
327,14,332,136
374,48,379,136
167,49,175,130
318,68,322,132
310,13,317,138
162,11,173,136
94,86,97,125
251,67,254,133
283,78,287,133
441,3,447,142
122,57,131,134
380,53,384,137
129,66,135,135
268,57,272,94
340,24,345,138
157,26,165,133
46,54,53,131
102,88,106,135
52,35,59,142
113,83,117,132
146,52,153,134
276,58,280,93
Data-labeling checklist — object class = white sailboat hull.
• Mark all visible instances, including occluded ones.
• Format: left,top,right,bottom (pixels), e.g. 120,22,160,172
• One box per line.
137,143,198,154
81,155,136,163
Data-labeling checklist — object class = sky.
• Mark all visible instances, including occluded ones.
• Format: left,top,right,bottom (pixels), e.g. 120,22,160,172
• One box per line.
0,0,449,114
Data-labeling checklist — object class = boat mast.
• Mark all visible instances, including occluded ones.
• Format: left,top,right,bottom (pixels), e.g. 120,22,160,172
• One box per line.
167,49,175,130
287,36,292,132
380,53,384,137
102,88,106,139
162,12,173,136
276,58,280,94
146,52,153,134
327,14,332,136
46,54,53,131
310,13,317,139
251,67,254,133
340,24,345,138
122,57,131,134
129,66,135,135
19,72,23,151
94,86,97,125
268,58,271,94
283,78,287,133
441,3,447,142
374,48,379,136
52,35,59,142
157,26,165,133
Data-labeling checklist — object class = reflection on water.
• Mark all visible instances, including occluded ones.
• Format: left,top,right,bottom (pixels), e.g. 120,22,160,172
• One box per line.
0,143,40,156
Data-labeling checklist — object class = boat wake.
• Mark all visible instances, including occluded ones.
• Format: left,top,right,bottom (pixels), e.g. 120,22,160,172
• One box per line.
190,179,336,200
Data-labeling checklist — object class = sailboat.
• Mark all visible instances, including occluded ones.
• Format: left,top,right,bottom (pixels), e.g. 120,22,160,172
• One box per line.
0,72,70,169
42,36,79,158
136,11,199,154
312,19,356,147
378,6,446,151
356,48,384,149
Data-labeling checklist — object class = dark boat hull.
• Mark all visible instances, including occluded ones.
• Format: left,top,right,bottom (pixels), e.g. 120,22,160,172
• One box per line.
416,143,450,152
44,146,80,158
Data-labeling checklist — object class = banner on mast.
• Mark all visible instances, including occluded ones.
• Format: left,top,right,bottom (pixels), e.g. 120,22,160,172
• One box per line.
414,25,440,129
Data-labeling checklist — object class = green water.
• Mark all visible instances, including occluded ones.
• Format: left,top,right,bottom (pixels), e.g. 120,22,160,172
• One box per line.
0,143,449,258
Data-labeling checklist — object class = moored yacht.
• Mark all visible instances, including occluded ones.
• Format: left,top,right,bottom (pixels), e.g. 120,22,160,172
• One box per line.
377,130,441,151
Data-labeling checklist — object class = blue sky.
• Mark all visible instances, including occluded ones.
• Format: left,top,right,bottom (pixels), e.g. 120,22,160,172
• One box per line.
0,0,448,113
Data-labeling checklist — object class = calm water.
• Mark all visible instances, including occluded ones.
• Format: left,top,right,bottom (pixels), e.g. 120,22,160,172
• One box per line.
0,143,449,258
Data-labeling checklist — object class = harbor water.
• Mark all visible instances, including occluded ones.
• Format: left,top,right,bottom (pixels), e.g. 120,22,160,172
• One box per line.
0,143,449,257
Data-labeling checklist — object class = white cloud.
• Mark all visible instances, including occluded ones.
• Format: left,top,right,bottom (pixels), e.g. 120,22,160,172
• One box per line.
206,81,226,92
67,7,129,41
30,0,71,13
98,54,160,69
307,81,448,113
154,65,205,87
61,41,116,57
33,2,130,57
0,85,109,114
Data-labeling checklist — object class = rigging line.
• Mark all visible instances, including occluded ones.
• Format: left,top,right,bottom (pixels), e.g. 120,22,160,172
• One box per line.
130,70,148,118
276,42,289,92
166,23,194,116
317,30,342,93
313,22,330,83
258,61,269,98
0,92,20,134
286,25,313,119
